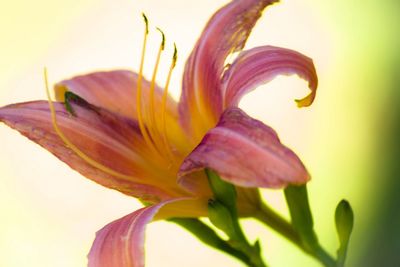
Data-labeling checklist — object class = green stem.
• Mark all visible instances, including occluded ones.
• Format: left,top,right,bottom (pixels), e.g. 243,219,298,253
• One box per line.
314,246,337,267
168,218,254,266
205,169,268,267
254,202,336,267
336,244,348,267
230,217,268,267
254,202,301,245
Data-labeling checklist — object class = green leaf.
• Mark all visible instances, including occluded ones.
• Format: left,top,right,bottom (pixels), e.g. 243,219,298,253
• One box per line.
335,199,354,266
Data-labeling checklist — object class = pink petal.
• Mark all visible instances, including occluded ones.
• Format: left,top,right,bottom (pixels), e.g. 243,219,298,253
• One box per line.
55,70,176,119
222,45,318,108
88,198,208,267
0,100,180,202
179,0,278,142
88,203,166,267
178,107,310,189
55,70,189,151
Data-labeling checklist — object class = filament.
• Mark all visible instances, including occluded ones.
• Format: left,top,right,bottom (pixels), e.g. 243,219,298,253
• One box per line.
159,43,178,164
135,13,160,156
147,28,166,154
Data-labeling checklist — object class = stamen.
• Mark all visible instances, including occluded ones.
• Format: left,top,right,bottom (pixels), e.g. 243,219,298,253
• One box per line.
44,68,140,183
135,13,160,155
159,43,178,163
146,28,166,153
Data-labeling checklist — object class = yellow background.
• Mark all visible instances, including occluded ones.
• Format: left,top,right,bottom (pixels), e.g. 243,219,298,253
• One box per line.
0,0,398,266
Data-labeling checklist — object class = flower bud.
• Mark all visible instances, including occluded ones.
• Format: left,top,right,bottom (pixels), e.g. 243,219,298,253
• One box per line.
208,199,238,239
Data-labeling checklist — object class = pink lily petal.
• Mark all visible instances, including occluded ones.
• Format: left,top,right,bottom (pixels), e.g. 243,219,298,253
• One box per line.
222,45,318,108
88,198,208,267
179,0,278,141
178,107,310,189
0,100,182,202
55,70,189,152
54,70,176,119
88,202,166,267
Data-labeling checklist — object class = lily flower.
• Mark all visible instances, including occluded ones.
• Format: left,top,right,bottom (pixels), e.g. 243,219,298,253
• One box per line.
0,0,318,266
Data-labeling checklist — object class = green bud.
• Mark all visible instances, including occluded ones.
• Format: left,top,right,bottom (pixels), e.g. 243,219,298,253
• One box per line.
335,199,354,266
335,199,354,245
206,169,237,215
208,199,238,239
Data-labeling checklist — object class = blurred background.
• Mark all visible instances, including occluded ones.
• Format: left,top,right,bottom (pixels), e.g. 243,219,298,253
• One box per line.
0,0,399,266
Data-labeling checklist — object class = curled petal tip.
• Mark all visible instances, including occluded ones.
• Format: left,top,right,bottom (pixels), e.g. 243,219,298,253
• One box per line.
295,92,316,108
222,46,318,109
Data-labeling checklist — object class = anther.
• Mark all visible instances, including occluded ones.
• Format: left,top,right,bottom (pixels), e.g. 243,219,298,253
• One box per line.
156,28,166,50
142,13,149,34
172,42,178,67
